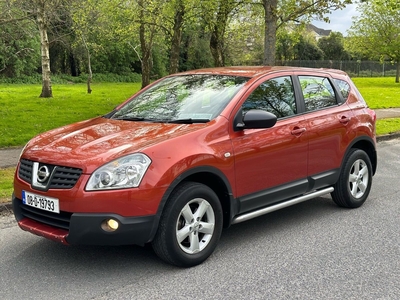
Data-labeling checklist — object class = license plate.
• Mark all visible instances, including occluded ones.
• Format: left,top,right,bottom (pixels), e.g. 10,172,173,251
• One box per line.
22,191,60,214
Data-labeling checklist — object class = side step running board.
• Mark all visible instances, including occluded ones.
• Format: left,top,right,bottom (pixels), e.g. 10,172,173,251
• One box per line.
231,187,334,225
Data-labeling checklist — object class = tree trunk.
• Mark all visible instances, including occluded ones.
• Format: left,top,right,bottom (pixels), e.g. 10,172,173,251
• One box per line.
138,0,156,88
139,6,151,89
82,36,92,94
396,60,399,83
87,52,92,94
209,2,233,67
169,1,184,74
210,27,225,67
37,1,52,98
263,0,278,66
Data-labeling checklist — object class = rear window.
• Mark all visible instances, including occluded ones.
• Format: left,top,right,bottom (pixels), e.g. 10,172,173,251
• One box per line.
333,79,351,101
299,76,337,111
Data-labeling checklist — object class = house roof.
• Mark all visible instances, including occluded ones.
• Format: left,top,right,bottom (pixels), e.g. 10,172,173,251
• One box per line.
307,24,332,37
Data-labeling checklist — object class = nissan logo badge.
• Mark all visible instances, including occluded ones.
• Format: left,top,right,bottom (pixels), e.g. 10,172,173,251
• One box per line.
37,165,50,183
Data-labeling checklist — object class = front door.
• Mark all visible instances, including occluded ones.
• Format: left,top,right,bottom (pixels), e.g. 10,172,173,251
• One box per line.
231,75,308,213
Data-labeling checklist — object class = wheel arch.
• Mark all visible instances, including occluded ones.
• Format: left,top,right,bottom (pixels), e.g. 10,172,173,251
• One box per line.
345,136,377,175
148,166,236,242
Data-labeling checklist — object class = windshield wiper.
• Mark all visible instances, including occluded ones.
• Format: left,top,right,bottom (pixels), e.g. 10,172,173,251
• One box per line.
112,116,210,124
166,118,210,124
113,116,146,121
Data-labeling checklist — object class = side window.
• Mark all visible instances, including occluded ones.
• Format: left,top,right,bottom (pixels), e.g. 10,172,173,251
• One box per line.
299,76,337,111
242,76,296,118
333,78,350,101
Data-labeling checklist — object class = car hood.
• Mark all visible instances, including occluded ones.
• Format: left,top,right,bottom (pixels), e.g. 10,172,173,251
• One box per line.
22,117,209,172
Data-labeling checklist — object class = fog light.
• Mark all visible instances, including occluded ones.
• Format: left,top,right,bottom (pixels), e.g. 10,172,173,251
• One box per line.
101,218,119,232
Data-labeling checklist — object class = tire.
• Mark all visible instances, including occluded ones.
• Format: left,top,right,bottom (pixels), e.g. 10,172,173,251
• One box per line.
331,148,373,208
152,182,223,267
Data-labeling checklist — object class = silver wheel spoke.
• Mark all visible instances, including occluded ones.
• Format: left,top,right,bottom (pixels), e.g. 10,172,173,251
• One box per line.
358,181,367,194
353,160,360,174
199,221,214,234
193,200,209,221
177,225,191,243
349,174,358,183
360,165,368,177
180,203,194,223
189,232,200,253
351,183,358,197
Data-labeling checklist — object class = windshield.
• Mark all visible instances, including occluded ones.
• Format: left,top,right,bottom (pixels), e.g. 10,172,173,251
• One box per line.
109,74,249,123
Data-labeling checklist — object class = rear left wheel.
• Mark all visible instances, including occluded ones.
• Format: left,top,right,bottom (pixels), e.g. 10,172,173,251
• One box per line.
152,182,223,267
331,148,373,208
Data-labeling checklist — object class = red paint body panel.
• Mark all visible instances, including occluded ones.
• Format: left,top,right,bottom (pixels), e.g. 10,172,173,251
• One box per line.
232,115,308,197
15,118,235,217
18,218,69,245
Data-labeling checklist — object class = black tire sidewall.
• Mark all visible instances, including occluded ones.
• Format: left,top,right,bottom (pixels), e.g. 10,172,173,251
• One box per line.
340,149,373,207
155,182,223,267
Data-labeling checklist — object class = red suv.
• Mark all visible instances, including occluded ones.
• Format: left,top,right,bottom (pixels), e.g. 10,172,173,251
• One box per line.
12,66,377,267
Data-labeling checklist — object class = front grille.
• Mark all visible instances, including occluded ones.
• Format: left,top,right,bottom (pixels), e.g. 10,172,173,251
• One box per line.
18,202,72,230
19,159,33,183
18,159,82,190
48,166,82,189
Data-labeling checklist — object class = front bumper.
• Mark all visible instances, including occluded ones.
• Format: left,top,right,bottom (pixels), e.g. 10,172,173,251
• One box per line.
12,195,157,246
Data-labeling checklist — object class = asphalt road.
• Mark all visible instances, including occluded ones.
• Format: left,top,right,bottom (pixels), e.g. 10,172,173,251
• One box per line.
0,139,399,300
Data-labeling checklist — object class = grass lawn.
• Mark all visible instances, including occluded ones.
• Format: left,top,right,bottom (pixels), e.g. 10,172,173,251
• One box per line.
376,118,400,136
0,167,15,204
351,77,400,135
0,82,141,147
352,77,400,109
0,77,400,204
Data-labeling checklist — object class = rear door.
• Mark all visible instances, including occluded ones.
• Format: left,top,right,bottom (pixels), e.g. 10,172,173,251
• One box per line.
295,73,355,189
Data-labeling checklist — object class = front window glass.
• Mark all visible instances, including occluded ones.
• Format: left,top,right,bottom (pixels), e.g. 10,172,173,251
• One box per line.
242,76,296,118
110,75,249,123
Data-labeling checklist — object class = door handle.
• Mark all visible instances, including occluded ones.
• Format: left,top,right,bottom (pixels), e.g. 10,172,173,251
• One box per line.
291,127,306,136
339,116,351,124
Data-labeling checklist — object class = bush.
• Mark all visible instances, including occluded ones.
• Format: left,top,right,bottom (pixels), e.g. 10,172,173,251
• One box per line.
0,73,42,84
0,72,142,84
88,72,142,83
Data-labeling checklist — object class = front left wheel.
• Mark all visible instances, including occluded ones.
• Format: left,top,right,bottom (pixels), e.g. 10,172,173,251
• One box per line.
152,182,223,267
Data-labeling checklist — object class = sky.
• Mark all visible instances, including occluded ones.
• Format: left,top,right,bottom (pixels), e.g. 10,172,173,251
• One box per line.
312,3,361,35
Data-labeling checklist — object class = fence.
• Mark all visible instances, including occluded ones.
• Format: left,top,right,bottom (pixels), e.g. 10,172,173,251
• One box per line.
275,60,398,77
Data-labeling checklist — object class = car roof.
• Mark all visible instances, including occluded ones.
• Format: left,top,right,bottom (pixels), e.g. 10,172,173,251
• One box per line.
177,66,347,78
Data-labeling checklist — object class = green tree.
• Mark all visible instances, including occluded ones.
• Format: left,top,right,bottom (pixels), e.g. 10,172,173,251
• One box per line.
1,0,71,97
150,0,197,74
276,25,304,61
90,0,161,88
318,32,350,60
346,0,400,82
70,0,111,93
180,26,213,71
260,0,351,66
166,0,186,74
0,5,40,77
295,35,324,60
225,3,264,65
208,0,241,67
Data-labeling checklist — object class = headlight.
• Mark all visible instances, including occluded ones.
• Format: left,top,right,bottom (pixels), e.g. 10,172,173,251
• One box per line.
19,141,31,160
86,153,151,191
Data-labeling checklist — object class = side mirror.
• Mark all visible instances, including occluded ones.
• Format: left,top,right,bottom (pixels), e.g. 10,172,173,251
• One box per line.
235,109,277,131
